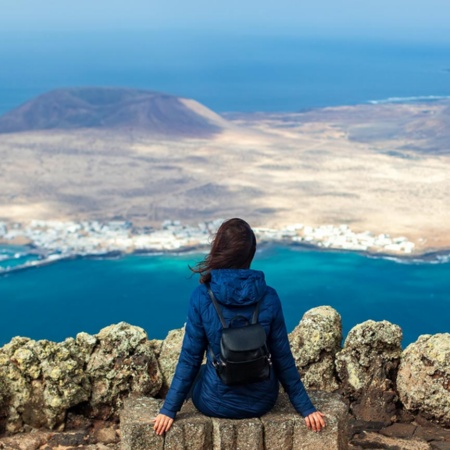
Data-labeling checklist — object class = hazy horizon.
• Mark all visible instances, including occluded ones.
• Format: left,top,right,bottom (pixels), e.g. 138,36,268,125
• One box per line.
2,0,450,44
1,0,450,114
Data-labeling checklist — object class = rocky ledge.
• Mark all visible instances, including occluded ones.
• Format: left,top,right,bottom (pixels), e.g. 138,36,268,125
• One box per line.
0,308,450,449
121,392,348,450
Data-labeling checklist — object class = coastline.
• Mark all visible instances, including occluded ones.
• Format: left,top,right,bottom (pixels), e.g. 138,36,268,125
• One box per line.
2,232,449,351
1,233,449,277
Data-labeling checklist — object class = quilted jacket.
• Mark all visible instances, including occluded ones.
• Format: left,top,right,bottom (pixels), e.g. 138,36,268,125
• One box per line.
160,268,316,419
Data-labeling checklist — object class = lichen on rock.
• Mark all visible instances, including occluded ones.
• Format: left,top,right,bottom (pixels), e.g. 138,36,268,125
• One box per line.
0,322,162,432
3,312,450,446
0,367,9,435
397,333,450,426
0,372,8,405
288,306,342,392
335,319,402,422
157,326,186,396
0,335,92,432
148,338,163,358
85,322,162,419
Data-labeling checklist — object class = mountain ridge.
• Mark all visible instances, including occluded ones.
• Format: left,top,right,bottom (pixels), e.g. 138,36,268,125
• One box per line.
0,87,227,137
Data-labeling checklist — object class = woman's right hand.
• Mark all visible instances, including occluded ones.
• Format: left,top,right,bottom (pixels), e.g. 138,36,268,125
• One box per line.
151,413,174,436
305,411,326,432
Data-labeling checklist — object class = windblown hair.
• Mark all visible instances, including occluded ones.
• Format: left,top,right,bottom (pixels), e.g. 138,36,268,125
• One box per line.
190,218,257,284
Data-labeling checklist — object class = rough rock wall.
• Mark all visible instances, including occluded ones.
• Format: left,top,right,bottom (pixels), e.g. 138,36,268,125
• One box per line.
335,320,403,423
1,307,450,436
0,323,162,434
289,306,342,392
0,372,9,434
157,327,185,397
397,333,450,426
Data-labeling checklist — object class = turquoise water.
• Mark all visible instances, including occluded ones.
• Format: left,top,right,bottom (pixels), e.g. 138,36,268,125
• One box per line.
0,245,449,348
0,31,449,114
0,245,41,270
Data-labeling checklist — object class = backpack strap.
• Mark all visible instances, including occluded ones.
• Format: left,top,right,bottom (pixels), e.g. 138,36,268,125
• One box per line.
206,284,228,328
207,283,262,326
208,346,219,368
251,301,261,324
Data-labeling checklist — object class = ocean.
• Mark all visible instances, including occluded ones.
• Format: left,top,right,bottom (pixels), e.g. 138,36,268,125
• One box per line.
1,244,449,348
0,30,449,114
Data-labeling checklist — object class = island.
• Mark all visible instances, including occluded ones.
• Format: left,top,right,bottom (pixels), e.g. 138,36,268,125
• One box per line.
0,87,449,268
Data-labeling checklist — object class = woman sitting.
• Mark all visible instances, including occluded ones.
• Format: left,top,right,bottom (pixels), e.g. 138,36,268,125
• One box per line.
152,218,326,434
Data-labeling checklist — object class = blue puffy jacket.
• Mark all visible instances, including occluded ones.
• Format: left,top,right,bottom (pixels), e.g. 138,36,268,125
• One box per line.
160,268,316,419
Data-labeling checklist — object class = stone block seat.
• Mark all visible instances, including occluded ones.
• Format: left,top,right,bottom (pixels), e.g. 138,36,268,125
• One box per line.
120,391,349,450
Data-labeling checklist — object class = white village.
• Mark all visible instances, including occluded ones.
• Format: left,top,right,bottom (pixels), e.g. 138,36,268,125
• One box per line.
0,219,415,273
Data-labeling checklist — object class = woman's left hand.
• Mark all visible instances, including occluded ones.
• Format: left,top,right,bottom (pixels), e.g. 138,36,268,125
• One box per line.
151,413,174,435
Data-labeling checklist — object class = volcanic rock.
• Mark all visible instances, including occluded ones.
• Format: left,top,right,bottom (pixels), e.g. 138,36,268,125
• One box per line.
0,322,162,432
288,306,342,392
335,320,402,423
85,322,162,420
157,326,185,396
397,333,450,426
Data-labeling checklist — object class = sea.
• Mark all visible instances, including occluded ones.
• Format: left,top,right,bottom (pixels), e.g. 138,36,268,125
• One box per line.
0,30,449,114
1,244,449,348
0,30,449,348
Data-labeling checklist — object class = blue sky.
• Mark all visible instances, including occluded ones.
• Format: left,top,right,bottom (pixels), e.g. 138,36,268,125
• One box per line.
1,0,450,42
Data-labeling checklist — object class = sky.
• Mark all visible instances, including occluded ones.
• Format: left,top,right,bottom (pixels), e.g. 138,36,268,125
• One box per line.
1,0,450,42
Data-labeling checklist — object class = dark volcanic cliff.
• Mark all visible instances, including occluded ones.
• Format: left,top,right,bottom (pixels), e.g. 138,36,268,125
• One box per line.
0,87,227,137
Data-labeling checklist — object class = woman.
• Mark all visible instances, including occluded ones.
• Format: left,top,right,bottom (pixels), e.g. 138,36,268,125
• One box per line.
152,218,326,435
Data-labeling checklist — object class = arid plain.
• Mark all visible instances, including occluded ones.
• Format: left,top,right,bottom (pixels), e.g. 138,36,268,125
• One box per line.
1,98,449,253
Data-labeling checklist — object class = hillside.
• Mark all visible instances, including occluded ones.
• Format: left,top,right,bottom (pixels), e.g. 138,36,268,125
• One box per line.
0,87,227,137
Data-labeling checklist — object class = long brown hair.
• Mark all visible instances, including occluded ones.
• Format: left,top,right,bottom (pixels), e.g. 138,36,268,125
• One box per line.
190,218,257,284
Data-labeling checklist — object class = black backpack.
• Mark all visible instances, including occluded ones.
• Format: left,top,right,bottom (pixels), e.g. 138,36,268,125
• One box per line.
206,284,272,386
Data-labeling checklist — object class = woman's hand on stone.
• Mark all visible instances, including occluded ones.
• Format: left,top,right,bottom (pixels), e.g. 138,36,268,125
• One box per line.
151,413,174,435
305,410,326,432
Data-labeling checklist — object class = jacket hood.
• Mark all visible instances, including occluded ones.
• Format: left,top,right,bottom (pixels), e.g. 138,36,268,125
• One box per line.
209,269,267,306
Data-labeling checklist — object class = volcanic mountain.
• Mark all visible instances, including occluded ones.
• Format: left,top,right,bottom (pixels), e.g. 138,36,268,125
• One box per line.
0,87,228,137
